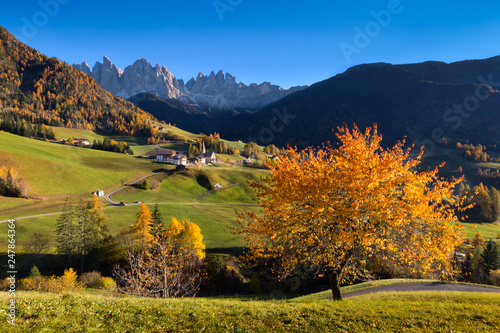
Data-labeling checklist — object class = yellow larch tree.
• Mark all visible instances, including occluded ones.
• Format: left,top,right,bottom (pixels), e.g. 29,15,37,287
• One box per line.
182,221,206,260
130,203,154,250
166,217,206,260
236,124,467,300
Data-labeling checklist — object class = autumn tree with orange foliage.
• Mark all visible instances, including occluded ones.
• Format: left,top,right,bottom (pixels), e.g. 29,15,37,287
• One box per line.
130,203,154,250
115,215,205,297
236,125,467,300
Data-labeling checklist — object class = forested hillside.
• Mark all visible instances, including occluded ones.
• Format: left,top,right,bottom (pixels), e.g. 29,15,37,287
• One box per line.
0,26,155,137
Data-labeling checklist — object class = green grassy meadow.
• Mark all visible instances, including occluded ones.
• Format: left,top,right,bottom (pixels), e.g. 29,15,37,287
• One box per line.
0,129,266,256
0,131,156,197
0,203,250,252
1,290,499,332
462,221,500,240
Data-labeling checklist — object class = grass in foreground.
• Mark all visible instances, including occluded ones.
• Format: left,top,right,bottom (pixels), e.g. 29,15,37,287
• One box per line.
1,291,499,332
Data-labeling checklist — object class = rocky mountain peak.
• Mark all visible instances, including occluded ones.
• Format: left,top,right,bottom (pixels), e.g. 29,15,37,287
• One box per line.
73,57,308,111
73,62,91,76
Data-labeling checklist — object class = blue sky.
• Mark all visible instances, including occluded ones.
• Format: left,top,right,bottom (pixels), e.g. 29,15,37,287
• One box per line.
1,0,500,88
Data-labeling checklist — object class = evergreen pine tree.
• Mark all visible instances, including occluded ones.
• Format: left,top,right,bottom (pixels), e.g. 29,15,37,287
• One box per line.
29,265,41,278
151,203,164,229
480,240,500,275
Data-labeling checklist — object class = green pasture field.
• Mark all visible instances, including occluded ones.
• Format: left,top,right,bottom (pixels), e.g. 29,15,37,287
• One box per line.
0,289,499,332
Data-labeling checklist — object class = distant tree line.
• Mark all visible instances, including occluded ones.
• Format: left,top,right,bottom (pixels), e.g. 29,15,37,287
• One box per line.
0,114,56,140
264,144,281,156
475,168,500,188
244,142,260,157
199,133,238,155
185,133,240,158
91,138,134,155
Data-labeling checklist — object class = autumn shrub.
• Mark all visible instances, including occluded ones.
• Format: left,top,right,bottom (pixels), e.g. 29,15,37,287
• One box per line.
0,277,15,291
59,268,83,292
79,271,102,288
19,268,83,293
490,270,500,286
97,277,117,291
19,276,47,292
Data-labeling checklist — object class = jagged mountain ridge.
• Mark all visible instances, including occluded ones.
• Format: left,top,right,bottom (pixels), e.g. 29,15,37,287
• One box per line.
73,57,307,111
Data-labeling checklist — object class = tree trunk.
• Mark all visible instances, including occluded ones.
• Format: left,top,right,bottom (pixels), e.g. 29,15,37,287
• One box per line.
327,269,342,300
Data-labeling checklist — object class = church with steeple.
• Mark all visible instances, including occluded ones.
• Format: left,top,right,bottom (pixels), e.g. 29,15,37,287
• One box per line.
201,141,217,165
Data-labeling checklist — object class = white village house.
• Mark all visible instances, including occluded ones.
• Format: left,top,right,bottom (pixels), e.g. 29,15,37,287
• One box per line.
172,154,188,166
156,149,177,162
94,190,104,197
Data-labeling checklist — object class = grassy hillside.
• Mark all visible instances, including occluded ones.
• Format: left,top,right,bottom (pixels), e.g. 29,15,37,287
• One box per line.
0,130,264,256
0,131,156,197
1,290,499,332
49,126,105,142
0,26,155,137
112,166,264,205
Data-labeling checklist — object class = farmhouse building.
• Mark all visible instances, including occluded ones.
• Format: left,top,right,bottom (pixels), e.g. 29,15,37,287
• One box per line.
172,154,188,166
142,147,177,161
190,156,205,166
156,149,177,162
73,138,91,146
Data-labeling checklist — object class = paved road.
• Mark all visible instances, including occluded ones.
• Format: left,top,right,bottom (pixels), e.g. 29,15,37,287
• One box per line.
103,172,158,205
343,282,500,299
0,202,258,223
